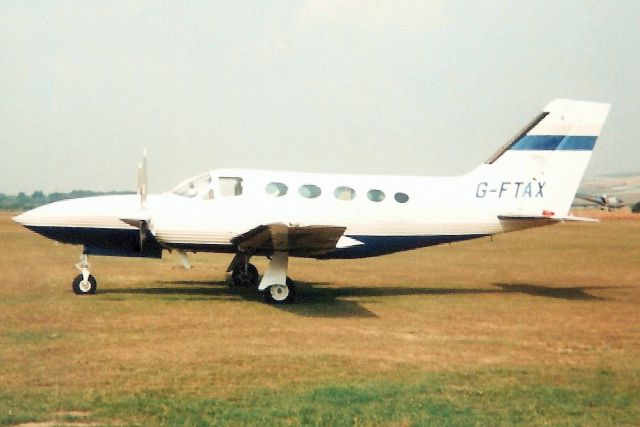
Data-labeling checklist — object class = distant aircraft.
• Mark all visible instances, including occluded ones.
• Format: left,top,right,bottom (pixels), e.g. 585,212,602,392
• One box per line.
574,192,626,211
574,174,640,210
14,99,610,304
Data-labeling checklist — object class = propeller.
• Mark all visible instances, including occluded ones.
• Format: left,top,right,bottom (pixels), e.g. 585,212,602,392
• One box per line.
129,150,191,268
137,150,148,251
138,149,148,210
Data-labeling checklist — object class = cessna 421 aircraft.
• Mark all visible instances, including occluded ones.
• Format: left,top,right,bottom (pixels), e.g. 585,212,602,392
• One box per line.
14,99,610,304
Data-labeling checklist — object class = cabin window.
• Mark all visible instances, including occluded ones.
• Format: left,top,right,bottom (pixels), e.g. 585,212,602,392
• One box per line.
334,186,356,201
367,189,385,202
299,184,321,199
266,182,288,197
219,177,243,197
394,192,409,203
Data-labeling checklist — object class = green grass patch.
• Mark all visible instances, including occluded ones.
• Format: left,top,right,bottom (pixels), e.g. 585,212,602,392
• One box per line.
1,368,638,426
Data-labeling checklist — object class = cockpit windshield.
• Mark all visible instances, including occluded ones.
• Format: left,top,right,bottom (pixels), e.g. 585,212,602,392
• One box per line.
171,173,214,199
170,172,245,200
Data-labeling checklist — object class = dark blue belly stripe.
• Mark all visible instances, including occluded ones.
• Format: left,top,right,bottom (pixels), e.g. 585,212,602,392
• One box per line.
25,226,162,258
26,225,488,260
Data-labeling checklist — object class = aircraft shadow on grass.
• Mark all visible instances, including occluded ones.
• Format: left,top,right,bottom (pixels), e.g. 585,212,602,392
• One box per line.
99,280,611,318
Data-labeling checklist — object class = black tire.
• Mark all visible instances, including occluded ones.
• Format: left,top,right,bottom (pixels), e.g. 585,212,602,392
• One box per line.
72,274,97,295
231,263,259,287
263,282,296,304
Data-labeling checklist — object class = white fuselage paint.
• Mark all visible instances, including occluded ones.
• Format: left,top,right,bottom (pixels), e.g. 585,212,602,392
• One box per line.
13,154,582,258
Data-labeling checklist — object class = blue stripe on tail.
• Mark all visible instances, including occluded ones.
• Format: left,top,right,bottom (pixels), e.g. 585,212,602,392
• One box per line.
511,135,596,151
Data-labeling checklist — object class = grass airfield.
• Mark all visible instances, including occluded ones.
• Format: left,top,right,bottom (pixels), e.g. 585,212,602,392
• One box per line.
0,211,639,426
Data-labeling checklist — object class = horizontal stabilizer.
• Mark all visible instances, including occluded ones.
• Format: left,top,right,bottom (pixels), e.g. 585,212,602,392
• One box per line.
498,214,598,223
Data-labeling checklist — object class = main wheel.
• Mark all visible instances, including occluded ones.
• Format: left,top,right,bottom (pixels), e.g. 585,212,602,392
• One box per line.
72,274,97,295
231,263,259,287
263,282,296,304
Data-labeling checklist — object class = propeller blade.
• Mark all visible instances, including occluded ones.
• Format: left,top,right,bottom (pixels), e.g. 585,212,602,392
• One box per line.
139,220,148,251
137,150,148,209
135,150,149,250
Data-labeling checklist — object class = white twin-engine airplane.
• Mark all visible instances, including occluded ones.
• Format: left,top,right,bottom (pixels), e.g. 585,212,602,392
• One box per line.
14,99,610,304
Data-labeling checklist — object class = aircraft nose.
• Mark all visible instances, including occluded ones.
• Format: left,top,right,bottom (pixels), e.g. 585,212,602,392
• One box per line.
12,212,26,225
12,205,51,227
12,194,144,245
13,200,80,229
13,194,144,230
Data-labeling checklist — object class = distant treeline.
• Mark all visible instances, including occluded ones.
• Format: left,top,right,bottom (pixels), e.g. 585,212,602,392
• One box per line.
0,190,135,211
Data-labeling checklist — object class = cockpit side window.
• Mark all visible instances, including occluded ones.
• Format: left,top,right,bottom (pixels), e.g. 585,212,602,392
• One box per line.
219,177,243,197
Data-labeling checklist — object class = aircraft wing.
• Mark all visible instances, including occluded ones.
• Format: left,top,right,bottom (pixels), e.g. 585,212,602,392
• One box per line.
232,224,354,256
575,192,602,204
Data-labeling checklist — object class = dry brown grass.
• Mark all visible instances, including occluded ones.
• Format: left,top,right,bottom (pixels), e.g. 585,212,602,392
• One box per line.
1,211,639,400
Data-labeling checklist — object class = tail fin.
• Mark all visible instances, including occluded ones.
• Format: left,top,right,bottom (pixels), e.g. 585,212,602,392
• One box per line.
475,99,610,217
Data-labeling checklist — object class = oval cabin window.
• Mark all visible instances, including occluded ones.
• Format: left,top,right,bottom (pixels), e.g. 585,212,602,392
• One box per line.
367,189,385,202
394,192,409,203
265,182,288,197
334,186,356,201
299,184,322,199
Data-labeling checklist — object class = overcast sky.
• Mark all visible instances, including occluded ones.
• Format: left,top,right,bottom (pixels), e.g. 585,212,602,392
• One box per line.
1,1,638,194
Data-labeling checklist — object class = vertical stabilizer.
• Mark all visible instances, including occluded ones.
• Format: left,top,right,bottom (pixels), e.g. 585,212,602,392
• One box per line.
477,99,610,216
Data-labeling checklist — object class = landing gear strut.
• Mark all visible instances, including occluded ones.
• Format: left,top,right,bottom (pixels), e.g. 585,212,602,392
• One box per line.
231,263,259,287
227,252,296,303
228,253,259,287
259,252,295,304
72,254,97,295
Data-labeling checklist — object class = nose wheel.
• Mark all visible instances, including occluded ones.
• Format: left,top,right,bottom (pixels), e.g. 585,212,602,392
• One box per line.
72,254,97,295
72,274,97,295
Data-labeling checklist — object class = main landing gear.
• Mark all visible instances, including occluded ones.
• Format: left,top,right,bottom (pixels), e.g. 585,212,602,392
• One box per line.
68,252,296,304
231,262,259,287
72,254,97,295
227,252,296,304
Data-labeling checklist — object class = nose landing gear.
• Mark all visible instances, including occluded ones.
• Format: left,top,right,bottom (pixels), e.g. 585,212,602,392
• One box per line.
72,254,97,295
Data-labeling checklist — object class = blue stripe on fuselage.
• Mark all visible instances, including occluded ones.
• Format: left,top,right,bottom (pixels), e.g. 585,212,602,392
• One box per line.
320,234,488,259
511,135,596,151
